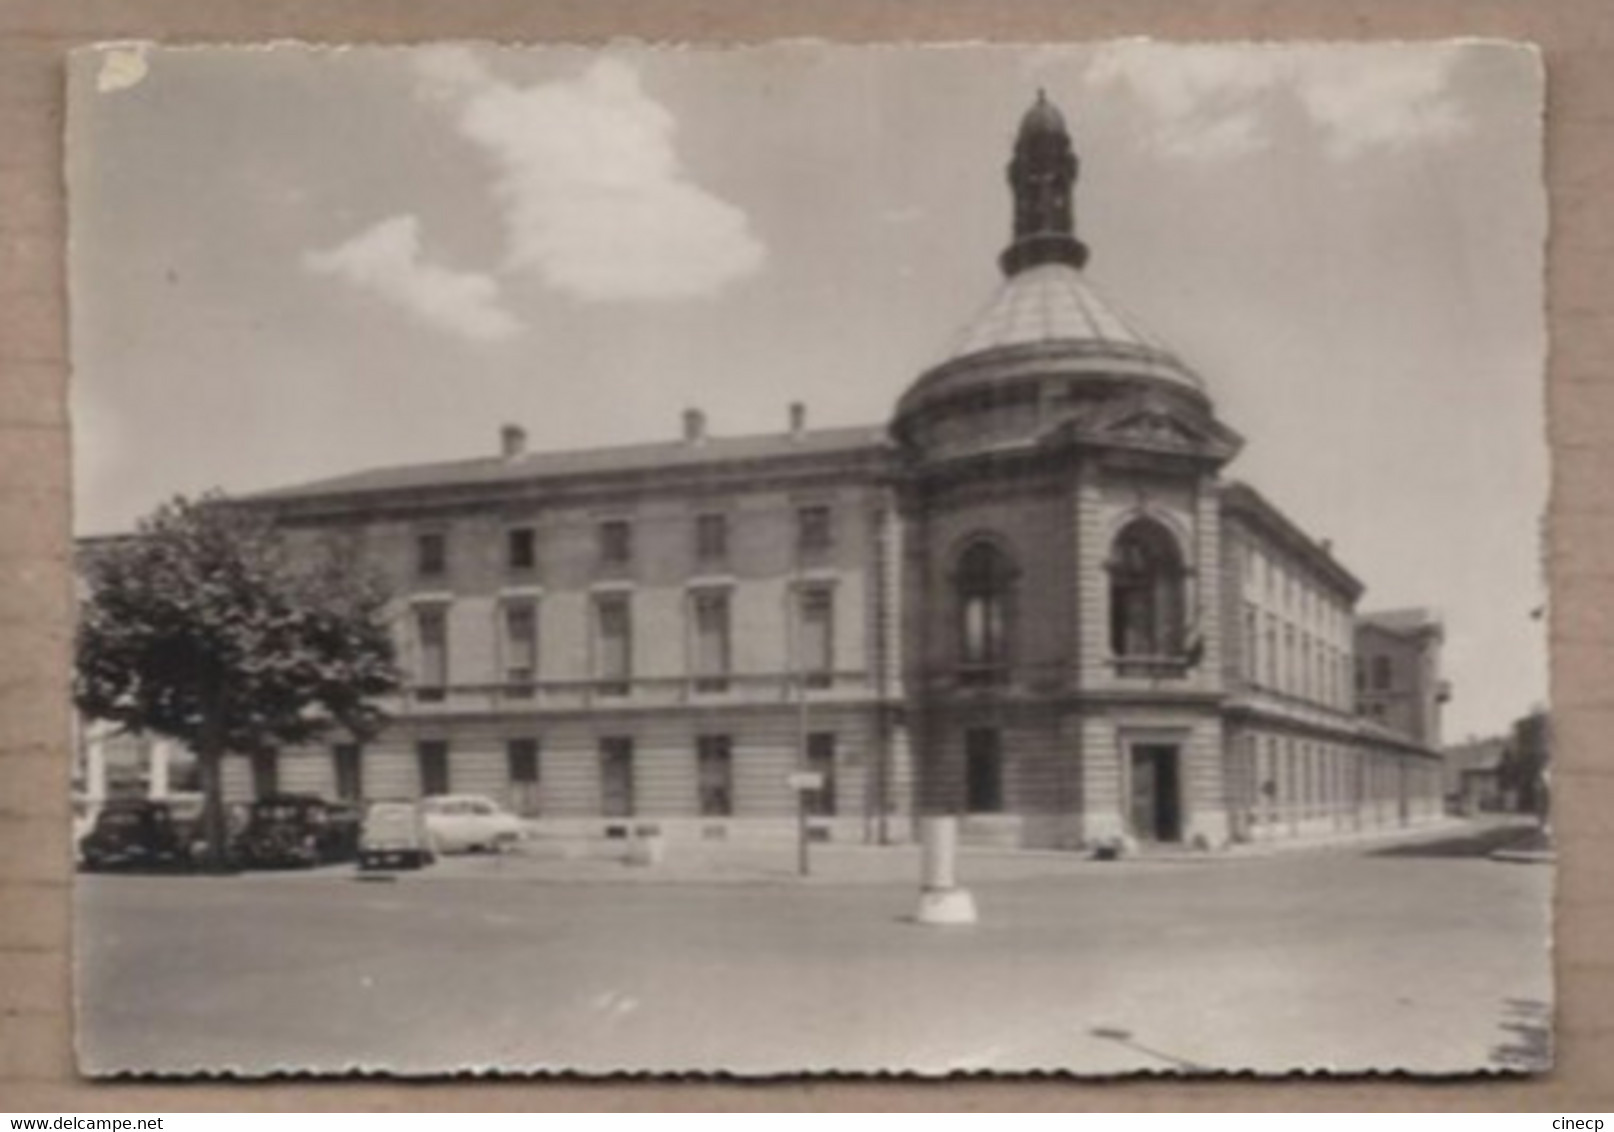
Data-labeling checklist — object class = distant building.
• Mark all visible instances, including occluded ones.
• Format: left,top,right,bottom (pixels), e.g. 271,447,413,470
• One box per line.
85,94,1452,850
1442,735,1509,814
1354,608,1451,748
1441,708,1550,820
73,718,191,804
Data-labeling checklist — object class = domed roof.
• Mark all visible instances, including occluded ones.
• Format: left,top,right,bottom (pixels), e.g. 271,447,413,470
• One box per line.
938,262,1204,392
1017,90,1069,141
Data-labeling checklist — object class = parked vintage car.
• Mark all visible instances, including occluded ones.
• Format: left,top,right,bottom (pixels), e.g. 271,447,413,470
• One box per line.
357,800,435,871
78,798,199,871
233,793,361,869
420,794,527,854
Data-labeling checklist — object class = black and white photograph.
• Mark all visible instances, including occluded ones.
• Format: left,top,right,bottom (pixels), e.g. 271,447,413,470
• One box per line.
66,40,1550,1076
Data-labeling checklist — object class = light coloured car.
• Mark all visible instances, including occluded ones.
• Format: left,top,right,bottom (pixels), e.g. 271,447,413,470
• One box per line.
359,800,434,870
420,794,526,854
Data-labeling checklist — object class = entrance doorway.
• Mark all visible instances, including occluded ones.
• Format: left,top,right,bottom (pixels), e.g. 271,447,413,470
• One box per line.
965,728,1004,814
1129,744,1183,843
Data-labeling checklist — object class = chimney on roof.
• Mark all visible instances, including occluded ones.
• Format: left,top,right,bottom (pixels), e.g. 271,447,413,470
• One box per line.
500,423,527,459
789,401,806,439
683,408,706,445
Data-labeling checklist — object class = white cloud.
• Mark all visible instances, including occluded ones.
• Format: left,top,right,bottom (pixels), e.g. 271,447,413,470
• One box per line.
1083,43,1469,163
416,50,765,302
1299,50,1469,159
304,215,523,342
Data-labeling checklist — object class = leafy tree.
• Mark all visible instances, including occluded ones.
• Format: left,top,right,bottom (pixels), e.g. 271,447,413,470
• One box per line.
75,494,401,867
1499,709,1551,825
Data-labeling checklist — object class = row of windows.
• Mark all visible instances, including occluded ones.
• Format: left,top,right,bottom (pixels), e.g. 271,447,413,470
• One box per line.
1239,538,1351,644
426,523,1197,698
1240,603,1352,709
264,736,842,819
1233,736,1440,819
432,520,1212,693
413,505,837,580
413,587,837,697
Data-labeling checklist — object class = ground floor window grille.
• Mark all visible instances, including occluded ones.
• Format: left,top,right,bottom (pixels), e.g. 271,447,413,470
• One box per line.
1259,736,1279,823
600,737,635,818
1283,740,1298,817
418,740,449,796
250,750,279,799
332,743,362,803
805,732,837,817
1232,734,1259,832
697,735,733,817
507,738,540,816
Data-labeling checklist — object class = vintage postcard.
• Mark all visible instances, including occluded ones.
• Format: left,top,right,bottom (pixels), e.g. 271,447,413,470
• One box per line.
66,41,1550,1076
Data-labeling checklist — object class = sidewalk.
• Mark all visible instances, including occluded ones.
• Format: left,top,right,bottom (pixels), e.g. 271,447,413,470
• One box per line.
401,814,1533,887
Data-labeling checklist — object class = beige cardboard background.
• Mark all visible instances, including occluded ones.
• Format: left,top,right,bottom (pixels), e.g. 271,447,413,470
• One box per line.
2,0,1608,1111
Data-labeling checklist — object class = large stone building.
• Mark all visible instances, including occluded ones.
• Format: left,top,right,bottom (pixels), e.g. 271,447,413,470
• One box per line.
135,93,1448,850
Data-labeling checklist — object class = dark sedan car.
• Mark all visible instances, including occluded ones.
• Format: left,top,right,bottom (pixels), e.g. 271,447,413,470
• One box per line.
79,799,199,871
233,794,361,869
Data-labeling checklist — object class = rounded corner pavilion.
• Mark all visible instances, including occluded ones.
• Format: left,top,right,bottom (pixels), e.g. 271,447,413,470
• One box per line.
889,92,1440,851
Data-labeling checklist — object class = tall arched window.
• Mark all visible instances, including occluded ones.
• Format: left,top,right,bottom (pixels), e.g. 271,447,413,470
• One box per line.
956,540,1014,684
1108,519,1187,662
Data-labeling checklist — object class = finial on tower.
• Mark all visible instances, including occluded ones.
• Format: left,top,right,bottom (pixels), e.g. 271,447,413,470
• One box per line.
999,91,1089,276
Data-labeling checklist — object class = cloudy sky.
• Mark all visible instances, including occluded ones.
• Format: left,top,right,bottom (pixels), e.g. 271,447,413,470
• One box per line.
67,41,1545,739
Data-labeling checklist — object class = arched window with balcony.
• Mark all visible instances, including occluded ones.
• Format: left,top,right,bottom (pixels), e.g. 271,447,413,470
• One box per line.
1108,518,1188,669
955,539,1015,685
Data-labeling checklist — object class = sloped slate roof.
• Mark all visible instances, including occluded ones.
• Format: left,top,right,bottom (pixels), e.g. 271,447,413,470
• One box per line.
249,424,892,503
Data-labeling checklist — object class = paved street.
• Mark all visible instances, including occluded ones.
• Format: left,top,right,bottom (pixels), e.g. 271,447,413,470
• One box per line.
75,819,1552,1076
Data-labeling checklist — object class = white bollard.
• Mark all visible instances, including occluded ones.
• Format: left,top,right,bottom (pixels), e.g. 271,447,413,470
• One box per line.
624,824,666,867
914,815,977,925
